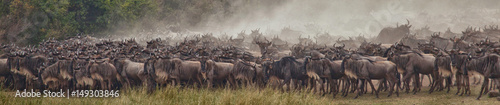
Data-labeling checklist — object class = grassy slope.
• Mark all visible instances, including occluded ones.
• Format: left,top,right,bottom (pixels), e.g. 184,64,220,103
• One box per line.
1,85,499,105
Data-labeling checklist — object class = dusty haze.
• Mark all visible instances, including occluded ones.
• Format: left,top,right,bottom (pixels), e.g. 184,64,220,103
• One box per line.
117,0,500,42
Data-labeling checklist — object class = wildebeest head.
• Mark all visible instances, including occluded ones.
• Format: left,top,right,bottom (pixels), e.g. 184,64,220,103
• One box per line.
254,38,272,55
199,56,211,79
417,43,438,54
261,60,274,81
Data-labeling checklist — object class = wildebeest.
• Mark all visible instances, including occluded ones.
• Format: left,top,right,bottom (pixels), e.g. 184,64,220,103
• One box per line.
341,54,399,98
230,59,259,88
144,56,174,86
262,57,308,91
327,60,346,98
169,58,204,87
430,33,454,50
429,49,453,93
87,59,122,90
449,50,472,96
200,58,234,88
387,51,437,94
303,51,331,95
462,54,500,99
40,58,75,90
376,20,412,44
113,58,149,89
9,54,48,90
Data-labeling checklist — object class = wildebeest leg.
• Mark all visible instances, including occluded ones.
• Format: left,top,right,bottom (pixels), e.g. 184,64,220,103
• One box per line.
342,79,349,97
336,79,341,95
489,79,494,91
455,73,462,95
429,73,441,94
366,79,378,98
319,79,325,96
426,74,432,87
477,78,489,100
107,79,112,90
99,80,106,90
438,76,445,91
413,73,420,94
484,79,490,94
401,70,414,93
387,73,398,97
123,78,131,90
446,76,452,93
292,79,297,91
354,79,365,99
207,78,213,89
464,75,471,96
350,79,357,93
383,79,389,92
364,80,368,94
227,76,236,89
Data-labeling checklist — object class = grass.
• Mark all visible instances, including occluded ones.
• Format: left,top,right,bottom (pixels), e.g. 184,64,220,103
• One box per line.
0,85,499,105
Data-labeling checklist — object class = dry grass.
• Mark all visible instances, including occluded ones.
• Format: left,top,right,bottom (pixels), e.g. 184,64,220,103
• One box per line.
1,85,499,105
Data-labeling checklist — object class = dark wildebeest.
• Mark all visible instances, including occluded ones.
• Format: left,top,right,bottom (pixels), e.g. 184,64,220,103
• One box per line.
9,54,48,90
262,57,308,91
375,20,412,44
449,50,472,96
200,59,234,88
230,60,259,88
429,49,453,93
40,58,75,90
71,58,93,90
463,54,500,100
341,54,399,98
144,57,173,86
88,59,122,90
387,51,437,94
326,59,347,98
303,51,331,95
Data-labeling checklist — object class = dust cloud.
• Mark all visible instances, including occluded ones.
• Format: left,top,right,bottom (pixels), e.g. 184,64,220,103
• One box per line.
196,0,500,37
116,0,500,43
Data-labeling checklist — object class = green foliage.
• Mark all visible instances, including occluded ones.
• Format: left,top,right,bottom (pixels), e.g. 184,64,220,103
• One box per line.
1,0,158,45
0,0,285,45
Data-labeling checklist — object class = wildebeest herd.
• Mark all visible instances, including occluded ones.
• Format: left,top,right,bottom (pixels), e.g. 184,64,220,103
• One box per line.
1,22,500,100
